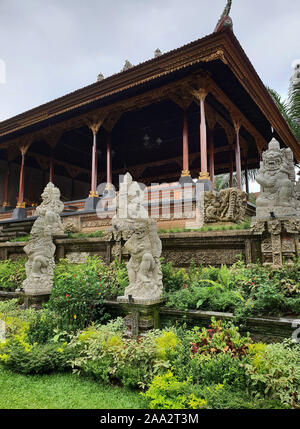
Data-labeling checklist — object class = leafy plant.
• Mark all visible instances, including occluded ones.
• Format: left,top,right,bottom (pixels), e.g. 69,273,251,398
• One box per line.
48,257,109,331
245,339,300,408
0,259,26,291
142,371,207,409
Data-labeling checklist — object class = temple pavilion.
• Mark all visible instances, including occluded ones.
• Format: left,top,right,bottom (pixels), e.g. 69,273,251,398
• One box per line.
0,7,299,230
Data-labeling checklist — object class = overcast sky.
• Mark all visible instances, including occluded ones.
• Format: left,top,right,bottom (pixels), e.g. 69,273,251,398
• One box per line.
0,0,299,123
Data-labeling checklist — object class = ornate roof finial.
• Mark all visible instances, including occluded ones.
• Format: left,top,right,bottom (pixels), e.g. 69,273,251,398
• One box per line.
214,0,233,32
154,48,162,58
122,60,133,72
97,73,104,82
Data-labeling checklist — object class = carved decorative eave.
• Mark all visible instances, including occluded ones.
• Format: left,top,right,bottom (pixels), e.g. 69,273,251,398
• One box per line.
0,29,298,161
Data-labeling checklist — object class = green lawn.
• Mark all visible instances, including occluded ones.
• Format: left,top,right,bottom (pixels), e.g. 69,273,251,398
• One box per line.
0,367,147,409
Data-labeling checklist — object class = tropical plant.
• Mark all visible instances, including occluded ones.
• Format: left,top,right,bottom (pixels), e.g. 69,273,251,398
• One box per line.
214,170,258,192
267,76,300,144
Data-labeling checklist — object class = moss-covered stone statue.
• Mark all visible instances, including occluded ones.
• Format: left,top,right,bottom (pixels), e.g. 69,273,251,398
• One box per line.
22,182,64,295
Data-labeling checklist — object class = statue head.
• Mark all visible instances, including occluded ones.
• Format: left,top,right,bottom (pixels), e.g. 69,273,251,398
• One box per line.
134,223,147,239
41,182,60,204
262,138,283,172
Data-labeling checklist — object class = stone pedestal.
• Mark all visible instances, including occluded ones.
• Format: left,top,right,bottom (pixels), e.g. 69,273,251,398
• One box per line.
0,205,13,213
19,292,51,309
84,196,100,211
12,207,27,220
251,217,300,268
117,296,162,337
196,178,214,191
179,175,194,185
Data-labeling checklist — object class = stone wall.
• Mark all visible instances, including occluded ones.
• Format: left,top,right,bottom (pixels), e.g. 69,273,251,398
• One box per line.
0,229,261,267
105,301,296,343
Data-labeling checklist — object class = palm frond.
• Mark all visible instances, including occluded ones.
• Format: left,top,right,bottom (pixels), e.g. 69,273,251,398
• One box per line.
267,86,300,142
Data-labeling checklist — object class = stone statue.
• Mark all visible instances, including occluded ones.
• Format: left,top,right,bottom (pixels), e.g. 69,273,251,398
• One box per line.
204,188,247,223
115,172,148,220
123,220,163,300
113,173,163,302
122,60,133,72
22,182,64,295
255,138,297,218
295,180,300,216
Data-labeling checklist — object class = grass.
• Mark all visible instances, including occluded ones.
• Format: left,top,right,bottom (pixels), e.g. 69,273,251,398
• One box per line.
157,220,251,234
67,231,103,239
0,366,147,409
9,235,30,243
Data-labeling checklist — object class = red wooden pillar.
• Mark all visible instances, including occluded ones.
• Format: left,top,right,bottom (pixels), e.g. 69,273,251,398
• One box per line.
89,127,99,197
229,146,234,187
49,157,54,183
3,166,10,207
181,109,190,178
208,128,215,183
244,159,249,198
106,133,113,188
199,92,209,179
16,150,26,208
235,125,242,191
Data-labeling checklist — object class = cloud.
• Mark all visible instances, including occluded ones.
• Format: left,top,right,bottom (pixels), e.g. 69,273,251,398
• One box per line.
0,0,299,121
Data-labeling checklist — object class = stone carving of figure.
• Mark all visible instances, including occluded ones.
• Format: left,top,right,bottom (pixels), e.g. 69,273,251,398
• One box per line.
115,172,148,220
22,182,65,295
124,221,163,300
296,181,300,216
204,188,247,223
255,138,297,218
113,173,163,301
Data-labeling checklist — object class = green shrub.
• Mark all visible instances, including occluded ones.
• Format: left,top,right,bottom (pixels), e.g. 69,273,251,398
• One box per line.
1,340,74,374
49,257,109,331
245,340,300,408
167,319,251,388
143,372,284,409
191,384,285,409
161,260,188,293
142,371,208,409
27,309,59,344
0,259,26,291
189,353,248,388
69,323,173,389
